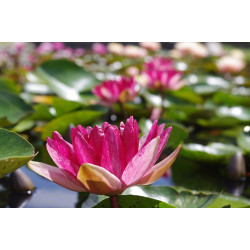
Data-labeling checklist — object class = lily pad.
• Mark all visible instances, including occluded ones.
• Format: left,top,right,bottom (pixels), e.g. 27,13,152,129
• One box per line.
237,131,250,153
94,195,175,208
41,109,105,140
213,91,250,107
35,59,99,102
124,186,218,208
0,91,33,124
0,79,19,94
181,142,241,163
216,106,250,123
0,129,35,178
208,193,250,208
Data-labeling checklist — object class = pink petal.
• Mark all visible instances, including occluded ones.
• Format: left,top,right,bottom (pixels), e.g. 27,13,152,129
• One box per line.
121,117,139,164
77,163,122,195
72,131,99,165
101,125,126,178
28,161,87,192
122,136,160,186
47,137,79,178
139,120,158,149
89,125,104,158
136,145,182,185
153,126,172,164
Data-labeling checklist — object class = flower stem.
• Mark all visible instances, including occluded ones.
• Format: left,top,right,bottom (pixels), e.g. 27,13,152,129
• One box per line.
118,101,127,120
110,195,119,208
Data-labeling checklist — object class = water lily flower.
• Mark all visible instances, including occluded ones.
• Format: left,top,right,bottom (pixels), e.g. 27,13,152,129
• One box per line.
123,45,147,58
36,42,54,54
140,42,162,52
28,117,181,195
142,57,186,90
92,76,138,105
175,42,208,58
107,43,124,55
53,42,65,51
216,56,245,73
92,43,107,55
126,66,139,77
74,48,85,57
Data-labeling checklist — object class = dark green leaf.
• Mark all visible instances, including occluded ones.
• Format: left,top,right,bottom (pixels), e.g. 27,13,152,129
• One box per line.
35,59,99,102
94,195,175,208
0,91,33,124
0,129,35,178
124,186,218,208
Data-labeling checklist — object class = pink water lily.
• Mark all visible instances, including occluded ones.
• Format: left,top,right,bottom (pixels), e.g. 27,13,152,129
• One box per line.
28,117,181,196
92,76,138,105
143,57,186,90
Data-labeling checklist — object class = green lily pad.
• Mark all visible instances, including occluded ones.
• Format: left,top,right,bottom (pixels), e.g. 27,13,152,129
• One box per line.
237,131,250,153
0,129,35,178
216,106,250,123
35,59,99,102
124,186,218,208
168,86,203,104
181,142,241,163
208,193,250,208
0,91,33,124
197,116,240,128
94,195,175,208
52,97,82,117
0,79,19,94
213,91,250,107
41,109,105,140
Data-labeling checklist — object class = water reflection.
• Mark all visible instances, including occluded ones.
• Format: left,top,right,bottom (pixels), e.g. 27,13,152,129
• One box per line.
21,167,77,208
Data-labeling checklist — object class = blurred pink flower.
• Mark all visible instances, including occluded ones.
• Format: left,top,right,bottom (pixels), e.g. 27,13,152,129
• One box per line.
126,66,139,77
107,43,124,55
36,42,54,54
92,43,107,55
28,117,181,195
216,56,245,73
140,42,162,52
143,57,186,90
175,42,208,58
74,48,85,57
53,42,65,51
93,76,138,105
124,45,147,58
13,42,26,53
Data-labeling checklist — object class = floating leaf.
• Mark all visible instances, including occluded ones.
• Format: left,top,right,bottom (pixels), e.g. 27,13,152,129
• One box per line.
237,131,250,153
181,142,241,163
208,193,250,208
0,129,36,178
0,91,33,124
124,186,218,208
0,79,19,94
213,91,250,107
35,59,99,102
216,106,250,123
52,97,82,117
94,195,175,208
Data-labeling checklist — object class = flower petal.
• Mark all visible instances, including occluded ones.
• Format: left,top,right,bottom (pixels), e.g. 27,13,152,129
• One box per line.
122,136,160,186
47,137,79,178
72,131,99,165
77,163,122,195
153,126,172,163
139,120,158,149
101,125,126,178
89,125,104,158
121,116,139,164
137,145,182,185
28,161,87,192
